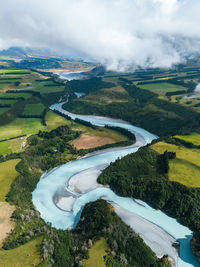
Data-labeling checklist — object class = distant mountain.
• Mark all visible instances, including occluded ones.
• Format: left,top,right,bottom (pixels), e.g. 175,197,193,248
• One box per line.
0,46,65,59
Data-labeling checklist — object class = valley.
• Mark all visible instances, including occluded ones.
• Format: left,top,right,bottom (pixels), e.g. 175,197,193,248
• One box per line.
0,57,200,266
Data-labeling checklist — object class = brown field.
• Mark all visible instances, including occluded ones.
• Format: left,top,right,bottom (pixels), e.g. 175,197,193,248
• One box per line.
0,202,15,247
71,134,115,149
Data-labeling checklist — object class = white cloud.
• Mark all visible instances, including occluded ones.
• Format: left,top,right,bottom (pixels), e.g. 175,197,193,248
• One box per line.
0,0,200,71
195,84,200,93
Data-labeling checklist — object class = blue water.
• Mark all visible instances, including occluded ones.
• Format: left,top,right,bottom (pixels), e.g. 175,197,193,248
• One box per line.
32,102,199,267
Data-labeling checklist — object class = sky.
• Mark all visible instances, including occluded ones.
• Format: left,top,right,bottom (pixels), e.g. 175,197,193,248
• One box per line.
0,0,200,71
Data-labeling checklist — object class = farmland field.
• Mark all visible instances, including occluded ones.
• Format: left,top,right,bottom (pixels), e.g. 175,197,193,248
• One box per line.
84,238,108,267
137,82,186,94
0,159,20,201
151,142,200,187
175,133,200,146
0,237,42,266
0,118,46,140
22,103,45,116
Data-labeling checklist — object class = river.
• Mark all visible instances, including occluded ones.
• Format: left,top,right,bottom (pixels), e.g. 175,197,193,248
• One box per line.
32,73,199,267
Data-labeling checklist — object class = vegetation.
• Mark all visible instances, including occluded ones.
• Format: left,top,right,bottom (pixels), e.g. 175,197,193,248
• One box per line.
0,159,20,201
68,77,115,94
151,141,200,187
22,103,45,117
74,200,171,267
98,146,200,249
65,83,200,136
137,82,186,95
84,238,108,267
0,237,43,267
174,132,200,146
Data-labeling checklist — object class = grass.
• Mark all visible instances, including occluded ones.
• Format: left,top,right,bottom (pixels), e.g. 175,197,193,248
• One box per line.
45,110,70,130
84,238,108,267
0,159,20,201
72,123,128,142
151,142,200,187
46,111,128,143
0,237,42,267
0,141,11,155
22,103,45,116
84,86,129,104
137,82,186,95
0,92,32,99
0,69,30,74
175,132,200,146
33,81,65,94
0,118,46,140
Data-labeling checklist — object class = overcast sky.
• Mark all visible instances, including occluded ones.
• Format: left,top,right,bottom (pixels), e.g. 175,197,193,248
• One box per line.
0,0,200,71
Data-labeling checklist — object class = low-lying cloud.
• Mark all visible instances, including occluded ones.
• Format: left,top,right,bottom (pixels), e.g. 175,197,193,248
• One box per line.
195,84,200,93
1,0,200,71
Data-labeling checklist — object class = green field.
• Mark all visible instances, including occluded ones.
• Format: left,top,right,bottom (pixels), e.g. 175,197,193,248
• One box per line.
22,103,45,116
0,69,30,74
33,80,65,94
0,99,17,105
137,82,186,95
0,118,46,140
84,238,108,267
0,159,20,201
151,142,200,187
45,110,70,129
0,141,11,155
0,237,42,267
0,92,32,99
175,133,200,146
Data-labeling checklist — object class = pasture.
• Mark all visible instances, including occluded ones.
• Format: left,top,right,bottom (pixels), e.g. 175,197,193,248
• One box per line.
22,103,45,116
151,142,200,187
0,159,20,201
175,132,200,146
84,238,108,267
137,82,186,95
0,237,42,266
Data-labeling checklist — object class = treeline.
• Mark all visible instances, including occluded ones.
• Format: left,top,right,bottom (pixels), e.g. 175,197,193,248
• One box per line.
6,90,40,96
78,140,133,156
68,77,115,94
166,90,186,96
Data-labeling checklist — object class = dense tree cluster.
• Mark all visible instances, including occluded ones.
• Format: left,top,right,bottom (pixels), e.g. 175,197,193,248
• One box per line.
68,77,115,94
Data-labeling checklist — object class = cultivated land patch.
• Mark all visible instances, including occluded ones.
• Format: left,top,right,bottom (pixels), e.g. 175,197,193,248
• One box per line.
175,132,200,146
0,118,45,140
0,159,20,201
45,110,71,130
137,82,186,95
22,103,45,116
71,134,115,149
84,238,108,267
151,142,200,187
0,237,42,266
